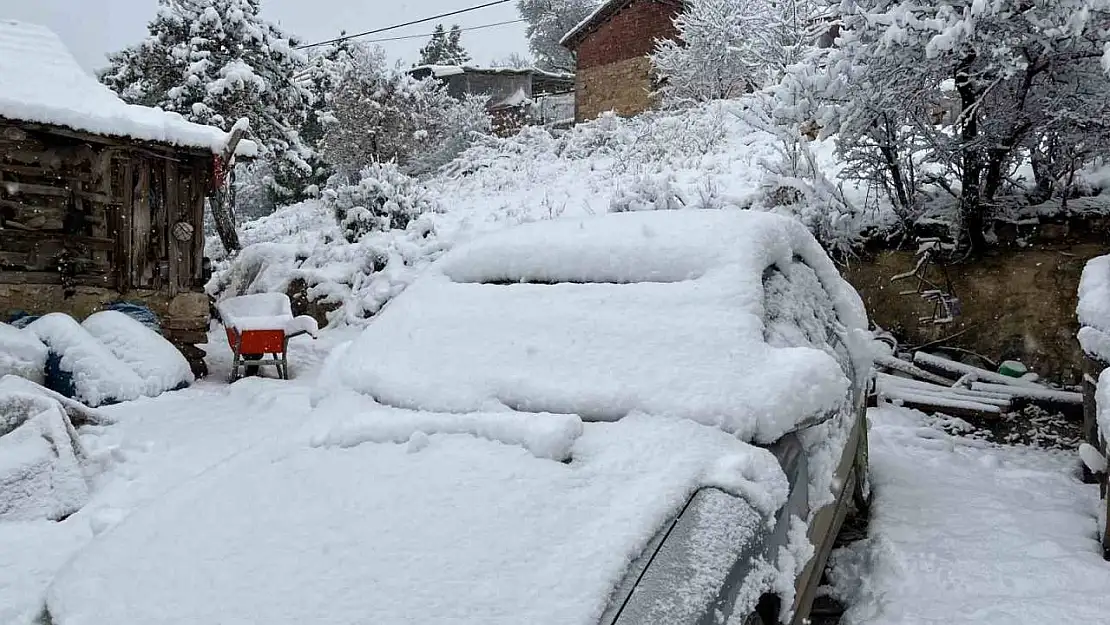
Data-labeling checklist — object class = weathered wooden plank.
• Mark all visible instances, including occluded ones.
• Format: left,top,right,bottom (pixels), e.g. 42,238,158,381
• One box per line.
150,158,168,291
132,158,154,287
0,180,71,198
191,162,207,286
0,270,114,286
1,229,116,252
0,162,77,179
166,159,181,296
117,157,134,291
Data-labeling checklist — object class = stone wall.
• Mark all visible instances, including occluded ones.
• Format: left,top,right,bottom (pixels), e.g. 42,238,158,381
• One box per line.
572,0,681,122
844,242,1107,384
575,56,656,122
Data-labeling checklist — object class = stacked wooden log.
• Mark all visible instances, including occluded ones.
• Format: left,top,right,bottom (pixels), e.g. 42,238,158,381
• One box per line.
875,350,1082,419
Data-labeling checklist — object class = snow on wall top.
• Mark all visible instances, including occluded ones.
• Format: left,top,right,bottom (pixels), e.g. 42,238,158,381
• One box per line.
0,21,256,157
333,210,870,444
1078,254,1110,360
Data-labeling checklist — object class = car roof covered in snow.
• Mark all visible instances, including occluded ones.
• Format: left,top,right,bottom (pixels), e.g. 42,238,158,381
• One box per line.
333,210,869,444
0,20,256,156
45,402,789,625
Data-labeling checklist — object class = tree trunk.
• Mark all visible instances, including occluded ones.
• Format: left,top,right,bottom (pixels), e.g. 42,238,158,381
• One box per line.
955,56,987,253
209,126,247,255
1029,136,1056,204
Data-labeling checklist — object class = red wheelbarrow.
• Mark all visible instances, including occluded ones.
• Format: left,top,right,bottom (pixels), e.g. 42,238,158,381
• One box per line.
216,293,319,382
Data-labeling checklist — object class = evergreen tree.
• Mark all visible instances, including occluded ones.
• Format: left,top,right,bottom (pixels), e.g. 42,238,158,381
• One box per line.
100,0,322,204
417,23,471,66
517,0,596,73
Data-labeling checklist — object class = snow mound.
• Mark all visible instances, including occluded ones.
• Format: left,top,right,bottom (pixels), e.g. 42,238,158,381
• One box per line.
311,395,584,461
26,313,145,407
1078,254,1110,361
0,389,89,521
0,375,114,428
333,210,869,443
0,20,255,155
209,98,864,327
0,322,48,384
217,293,319,336
45,414,787,625
81,311,194,396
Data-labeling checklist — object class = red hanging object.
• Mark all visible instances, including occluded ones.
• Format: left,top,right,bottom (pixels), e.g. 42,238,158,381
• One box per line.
211,155,227,192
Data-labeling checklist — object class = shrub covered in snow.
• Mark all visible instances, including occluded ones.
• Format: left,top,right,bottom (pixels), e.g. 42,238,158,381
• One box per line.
322,163,438,243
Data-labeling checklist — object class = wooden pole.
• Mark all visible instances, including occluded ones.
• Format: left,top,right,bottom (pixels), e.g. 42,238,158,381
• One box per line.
210,124,247,255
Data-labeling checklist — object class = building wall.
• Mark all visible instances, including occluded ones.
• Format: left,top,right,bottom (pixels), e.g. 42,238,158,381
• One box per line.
573,0,681,122
575,56,657,122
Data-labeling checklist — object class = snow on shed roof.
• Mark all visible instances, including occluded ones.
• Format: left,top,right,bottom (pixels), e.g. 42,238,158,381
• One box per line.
409,64,574,81
0,20,256,157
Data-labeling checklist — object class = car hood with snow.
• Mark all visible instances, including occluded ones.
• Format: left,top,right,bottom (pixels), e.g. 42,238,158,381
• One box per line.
45,400,789,625
326,210,868,443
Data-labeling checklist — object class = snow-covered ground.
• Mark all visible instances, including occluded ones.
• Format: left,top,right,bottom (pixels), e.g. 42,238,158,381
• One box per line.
0,327,349,624
5,340,1110,622
830,405,1110,623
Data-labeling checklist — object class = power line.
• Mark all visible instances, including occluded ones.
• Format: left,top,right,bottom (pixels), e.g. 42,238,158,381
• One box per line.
297,0,515,49
359,19,525,44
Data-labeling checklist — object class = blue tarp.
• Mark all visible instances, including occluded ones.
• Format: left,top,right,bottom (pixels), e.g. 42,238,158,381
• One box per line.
103,302,162,335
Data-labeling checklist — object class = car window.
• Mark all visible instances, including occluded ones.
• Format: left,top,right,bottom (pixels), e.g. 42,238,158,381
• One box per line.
762,258,852,375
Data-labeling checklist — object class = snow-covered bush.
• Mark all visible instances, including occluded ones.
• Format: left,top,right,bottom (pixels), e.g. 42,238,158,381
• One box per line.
322,48,491,176
323,164,438,243
781,0,1110,250
610,173,685,212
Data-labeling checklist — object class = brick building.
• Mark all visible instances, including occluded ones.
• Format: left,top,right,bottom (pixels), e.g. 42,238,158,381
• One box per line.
560,0,684,123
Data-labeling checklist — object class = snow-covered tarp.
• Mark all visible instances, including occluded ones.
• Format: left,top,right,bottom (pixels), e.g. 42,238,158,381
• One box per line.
0,321,48,384
0,20,256,156
45,408,788,625
0,388,89,521
331,210,869,444
82,311,194,396
217,292,319,336
1078,254,1110,362
27,313,146,407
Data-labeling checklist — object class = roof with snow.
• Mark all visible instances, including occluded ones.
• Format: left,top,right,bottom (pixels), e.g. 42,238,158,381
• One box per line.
561,0,685,49
408,64,574,81
0,20,256,157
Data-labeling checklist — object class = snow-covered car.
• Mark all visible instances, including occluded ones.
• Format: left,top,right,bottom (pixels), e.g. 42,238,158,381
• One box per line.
43,210,872,625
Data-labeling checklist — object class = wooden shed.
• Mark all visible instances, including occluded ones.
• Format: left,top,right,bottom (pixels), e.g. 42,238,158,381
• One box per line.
0,20,255,375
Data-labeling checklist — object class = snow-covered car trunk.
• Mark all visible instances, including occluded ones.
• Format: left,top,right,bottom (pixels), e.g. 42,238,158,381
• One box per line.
44,211,871,625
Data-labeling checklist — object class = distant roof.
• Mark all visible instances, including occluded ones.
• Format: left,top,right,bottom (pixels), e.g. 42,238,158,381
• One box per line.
408,64,574,81
0,20,256,157
561,0,684,49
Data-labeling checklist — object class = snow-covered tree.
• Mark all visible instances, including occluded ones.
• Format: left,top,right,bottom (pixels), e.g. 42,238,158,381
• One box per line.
100,0,323,204
517,0,596,72
324,162,437,242
779,0,1110,251
322,47,491,175
418,24,471,66
652,0,826,107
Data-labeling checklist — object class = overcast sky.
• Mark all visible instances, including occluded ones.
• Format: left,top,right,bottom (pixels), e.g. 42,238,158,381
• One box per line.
0,0,531,74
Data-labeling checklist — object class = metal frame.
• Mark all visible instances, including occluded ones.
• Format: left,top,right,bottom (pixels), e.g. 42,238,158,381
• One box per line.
227,331,304,382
